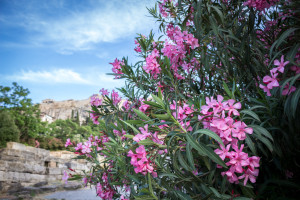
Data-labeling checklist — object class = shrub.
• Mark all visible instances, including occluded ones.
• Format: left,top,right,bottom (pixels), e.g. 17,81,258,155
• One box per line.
65,0,300,199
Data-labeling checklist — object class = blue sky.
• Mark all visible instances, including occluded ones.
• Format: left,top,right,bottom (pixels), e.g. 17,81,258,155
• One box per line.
0,0,157,103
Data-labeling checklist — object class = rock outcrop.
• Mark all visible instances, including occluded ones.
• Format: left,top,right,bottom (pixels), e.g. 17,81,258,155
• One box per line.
39,98,92,124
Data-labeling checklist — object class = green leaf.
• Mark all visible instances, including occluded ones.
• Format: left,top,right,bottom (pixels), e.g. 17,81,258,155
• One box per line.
126,120,144,125
143,101,163,109
139,139,155,146
120,119,140,135
148,173,158,200
209,187,221,198
194,129,224,147
186,144,195,170
174,191,193,200
240,110,261,122
133,108,152,122
249,125,273,141
186,133,227,168
291,87,300,118
177,150,191,171
152,113,170,120
245,136,257,155
159,173,178,178
151,94,165,108
124,134,134,139
223,81,233,98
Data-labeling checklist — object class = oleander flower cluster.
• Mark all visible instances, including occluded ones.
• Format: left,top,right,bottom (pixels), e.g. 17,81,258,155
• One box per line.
199,95,260,185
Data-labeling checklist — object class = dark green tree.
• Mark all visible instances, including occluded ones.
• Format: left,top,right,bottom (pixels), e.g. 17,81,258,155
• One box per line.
0,110,20,147
0,82,45,142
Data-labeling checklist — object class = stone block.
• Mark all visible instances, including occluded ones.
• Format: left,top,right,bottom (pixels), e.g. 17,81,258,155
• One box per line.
48,161,57,168
6,142,27,151
0,171,6,181
0,161,7,171
48,168,62,175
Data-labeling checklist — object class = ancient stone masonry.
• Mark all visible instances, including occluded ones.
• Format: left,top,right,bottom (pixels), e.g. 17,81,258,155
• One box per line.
0,142,91,194
39,98,93,125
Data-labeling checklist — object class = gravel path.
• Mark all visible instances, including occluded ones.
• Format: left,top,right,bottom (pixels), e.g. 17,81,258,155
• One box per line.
42,187,100,200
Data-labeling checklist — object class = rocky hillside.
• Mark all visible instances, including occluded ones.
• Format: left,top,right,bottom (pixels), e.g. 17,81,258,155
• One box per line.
39,98,92,124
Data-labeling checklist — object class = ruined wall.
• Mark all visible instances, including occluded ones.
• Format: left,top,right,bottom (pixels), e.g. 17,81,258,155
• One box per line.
0,142,91,193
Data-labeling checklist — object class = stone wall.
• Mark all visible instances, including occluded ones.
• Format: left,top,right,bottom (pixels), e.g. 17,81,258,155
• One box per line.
0,142,91,193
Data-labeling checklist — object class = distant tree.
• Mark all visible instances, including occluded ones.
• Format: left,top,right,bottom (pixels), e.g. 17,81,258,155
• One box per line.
0,110,20,147
0,82,45,142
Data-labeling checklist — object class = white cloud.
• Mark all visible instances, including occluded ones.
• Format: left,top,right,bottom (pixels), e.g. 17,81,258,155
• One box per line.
9,69,89,84
14,0,157,54
6,68,124,87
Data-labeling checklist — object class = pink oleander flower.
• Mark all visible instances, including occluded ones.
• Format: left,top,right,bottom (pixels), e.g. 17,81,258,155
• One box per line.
74,142,82,151
282,83,296,96
81,141,92,154
291,66,300,74
232,121,253,140
62,170,69,184
90,94,102,107
263,71,279,89
122,100,131,111
111,90,121,106
143,49,161,79
215,144,231,160
259,84,271,96
222,166,239,184
238,168,259,186
65,138,72,147
100,88,109,96
90,112,99,125
227,144,249,173
244,0,279,11
139,99,150,113
134,39,142,53
273,55,289,73
225,99,241,116
110,58,124,79
127,145,157,177
134,124,151,142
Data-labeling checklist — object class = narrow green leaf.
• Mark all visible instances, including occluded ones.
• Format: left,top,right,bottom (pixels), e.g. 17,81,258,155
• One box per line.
124,134,134,139
209,187,221,198
144,101,162,109
152,113,170,120
159,173,178,178
139,139,155,146
249,125,273,141
194,129,224,147
186,133,227,168
186,144,195,170
291,87,300,118
120,119,140,135
223,81,233,98
133,108,152,122
245,136,257,155
240,110,261,122
151,94,165,108
177,151,191,171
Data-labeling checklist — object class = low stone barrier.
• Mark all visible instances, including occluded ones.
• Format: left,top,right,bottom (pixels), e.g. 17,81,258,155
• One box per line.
0,142,91,194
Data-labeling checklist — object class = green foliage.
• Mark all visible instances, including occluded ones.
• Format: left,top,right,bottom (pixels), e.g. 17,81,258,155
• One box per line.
0,110,19,147
0,82,45,142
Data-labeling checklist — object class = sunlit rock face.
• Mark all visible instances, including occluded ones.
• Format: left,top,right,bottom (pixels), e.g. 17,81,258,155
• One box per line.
39,98,93,125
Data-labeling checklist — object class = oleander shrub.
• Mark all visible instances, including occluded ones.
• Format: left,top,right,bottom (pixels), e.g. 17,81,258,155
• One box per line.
64,0,300,199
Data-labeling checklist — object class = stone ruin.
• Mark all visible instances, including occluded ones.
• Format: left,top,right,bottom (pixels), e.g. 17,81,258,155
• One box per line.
0,142,91,196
